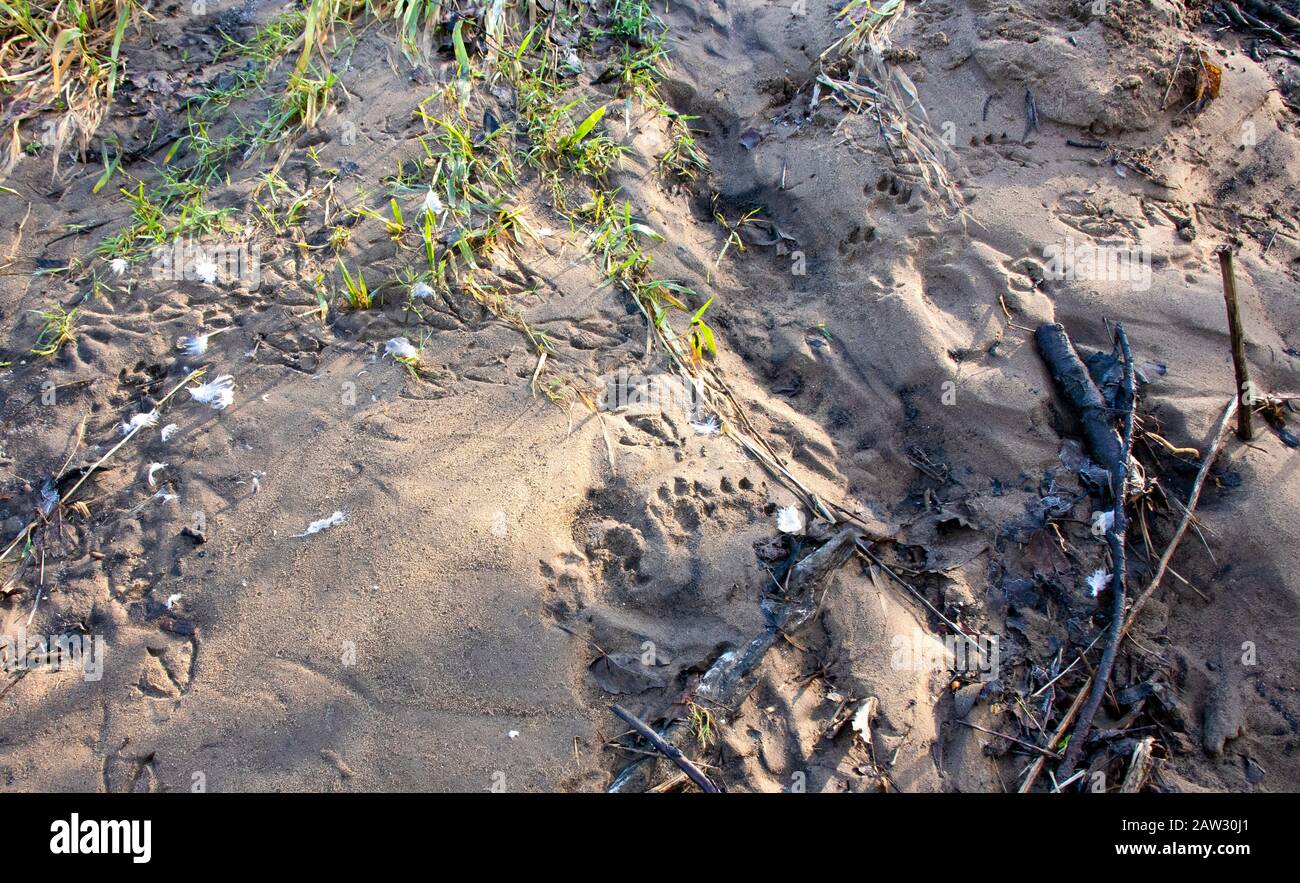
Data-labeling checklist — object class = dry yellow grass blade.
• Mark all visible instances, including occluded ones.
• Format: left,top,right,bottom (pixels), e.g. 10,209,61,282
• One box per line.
0,0,135,177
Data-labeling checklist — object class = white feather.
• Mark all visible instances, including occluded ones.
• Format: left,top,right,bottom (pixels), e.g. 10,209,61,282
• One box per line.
179,329,225,357
690,415,721,435
1086,568,1111,598
119,410,160,437
776,505,806,534
146,462,168,489
385,337,419,360
295,510,347,537
161,423,179,442
193,255,218,284
188,375,235,410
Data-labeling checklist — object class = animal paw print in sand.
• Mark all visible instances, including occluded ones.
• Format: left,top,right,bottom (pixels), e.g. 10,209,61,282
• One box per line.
582,520,652,590
102,739,158,793
538,551,594,619
652,477,708,536
650,474,764,537
1053,192,1143,239
870,172,916,208
622,413,681,447
555,475,761,609
256,327,325,373
136,634,195,698
837,222,877,260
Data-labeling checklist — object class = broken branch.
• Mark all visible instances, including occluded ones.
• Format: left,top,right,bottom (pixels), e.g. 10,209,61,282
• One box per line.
1057,323,1137,780
1035,323,1124,477
1216,246,1254,441
1020,396,1238,791
611,704,720,793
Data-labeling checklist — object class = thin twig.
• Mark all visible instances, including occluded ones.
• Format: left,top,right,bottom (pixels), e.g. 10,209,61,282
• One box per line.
1124,397,1237,630
1217,246,1254,441
1160,44,1186,110
956,721,1060,759
1030,632,1103,698
854,542,985,656
611,705,720,793
1020,396,1237,791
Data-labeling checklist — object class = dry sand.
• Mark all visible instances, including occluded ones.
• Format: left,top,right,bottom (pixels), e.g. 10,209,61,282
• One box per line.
1,0,1297,792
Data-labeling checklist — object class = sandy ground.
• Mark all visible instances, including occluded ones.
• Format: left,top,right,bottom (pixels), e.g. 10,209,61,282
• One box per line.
1,0,1298,792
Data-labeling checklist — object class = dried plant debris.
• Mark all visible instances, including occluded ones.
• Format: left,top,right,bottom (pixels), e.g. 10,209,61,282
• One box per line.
1212,0,1300,45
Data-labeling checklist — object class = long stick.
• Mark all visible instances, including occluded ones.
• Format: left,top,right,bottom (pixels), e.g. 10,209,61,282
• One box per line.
1122,397,1237,631
1019,396,1237,792
1057,324,1137,779
611,705,720,793
1217,246,1254,441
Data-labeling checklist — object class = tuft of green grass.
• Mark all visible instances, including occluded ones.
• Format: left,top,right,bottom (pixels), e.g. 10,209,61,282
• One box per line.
329,224,353,252
688,296,717,363
689,702,716,749
390,0,439,56
584,196,659,285
422,209,439,271
356,197,407,242
511,49,622,206
296,0,346,74
658,110,708,180
337,258,373,309
96,182,231,260
241,65,340,162
304,272,330,323
599,0,659,43
30,304,79,357
612,38,667,101
713,205,761,269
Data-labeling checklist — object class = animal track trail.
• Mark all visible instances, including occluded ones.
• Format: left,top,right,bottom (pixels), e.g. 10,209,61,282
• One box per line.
256,326,326,373
870,171,916,208
653,476,714,538
1053,191,1145,240
544,471,765,618
620,412,681,448
537,551,594,622
102,737,158,794
137,632,197,698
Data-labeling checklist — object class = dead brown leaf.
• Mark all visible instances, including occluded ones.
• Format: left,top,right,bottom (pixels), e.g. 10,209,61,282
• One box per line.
1024,527,1070,579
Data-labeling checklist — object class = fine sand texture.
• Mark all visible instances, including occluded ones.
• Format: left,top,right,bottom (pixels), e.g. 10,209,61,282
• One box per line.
1,0,1297,792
